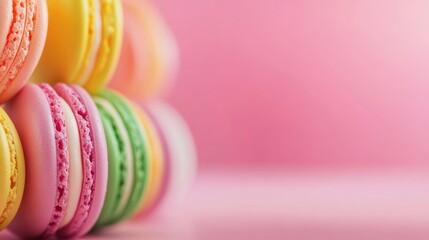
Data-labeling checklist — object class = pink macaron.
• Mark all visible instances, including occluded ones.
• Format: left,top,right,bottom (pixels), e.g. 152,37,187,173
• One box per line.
5,83,108,238
136,101,197,217
0,0,48,103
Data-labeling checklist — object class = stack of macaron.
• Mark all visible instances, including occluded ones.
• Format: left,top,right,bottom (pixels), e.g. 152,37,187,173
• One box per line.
0,0,196,239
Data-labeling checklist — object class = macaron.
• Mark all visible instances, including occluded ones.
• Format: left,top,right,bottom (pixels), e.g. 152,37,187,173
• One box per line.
136,101,197,217
108,0,179,99
5,83,108,238
0,0,48,103
31,0,123,93
0,108,25,231
92,90,149,228
131,104,165,216
134,102,171,218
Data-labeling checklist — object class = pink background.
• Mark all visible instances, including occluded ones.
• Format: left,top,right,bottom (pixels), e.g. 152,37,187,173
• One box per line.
3,1,429,239
156,0,429,170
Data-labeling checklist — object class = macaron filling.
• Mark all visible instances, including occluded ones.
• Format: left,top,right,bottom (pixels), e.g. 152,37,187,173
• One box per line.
55,84,96,237
0,0,36,94
39,84,70,236
0,114,17,226
94,97,133,221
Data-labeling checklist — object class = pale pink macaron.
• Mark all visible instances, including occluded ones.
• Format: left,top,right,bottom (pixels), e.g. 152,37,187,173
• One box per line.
136,101,197,217
5,83,108,238
0,0,48,103
135,102,172,218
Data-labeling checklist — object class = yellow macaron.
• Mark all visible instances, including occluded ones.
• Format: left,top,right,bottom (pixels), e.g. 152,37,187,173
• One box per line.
32,0,123,93
0,108,25,230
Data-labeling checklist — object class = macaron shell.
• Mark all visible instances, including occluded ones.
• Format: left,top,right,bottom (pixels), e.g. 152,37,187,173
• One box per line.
84,0,123,93
6,84,58,237
55,84,108,238
0,108,25,230
0,1,12,59
0,0,48,103
71,86,108,236
32,0,88,85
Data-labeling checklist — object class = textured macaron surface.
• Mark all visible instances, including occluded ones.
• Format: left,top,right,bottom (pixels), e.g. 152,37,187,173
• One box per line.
38,84,70,236
0,0,35,94
0,0,29,86
55,84,108,238
54,84,96,237
0,0,48,103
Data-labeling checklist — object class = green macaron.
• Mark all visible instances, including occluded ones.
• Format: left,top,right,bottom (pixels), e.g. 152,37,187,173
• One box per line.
93,90,149,228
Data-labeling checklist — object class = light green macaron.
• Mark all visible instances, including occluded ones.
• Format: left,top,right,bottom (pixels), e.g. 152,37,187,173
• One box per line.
93,90,149,229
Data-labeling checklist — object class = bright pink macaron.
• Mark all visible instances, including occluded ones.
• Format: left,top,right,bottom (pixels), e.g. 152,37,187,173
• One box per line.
5,83,108,238
0,0,48,103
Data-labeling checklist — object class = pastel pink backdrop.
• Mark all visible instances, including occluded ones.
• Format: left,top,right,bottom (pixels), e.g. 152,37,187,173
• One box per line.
155,0,429,170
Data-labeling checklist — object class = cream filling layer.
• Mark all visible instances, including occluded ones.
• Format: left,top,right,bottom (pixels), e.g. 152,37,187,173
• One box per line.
93,97,134,217
59,98,83,229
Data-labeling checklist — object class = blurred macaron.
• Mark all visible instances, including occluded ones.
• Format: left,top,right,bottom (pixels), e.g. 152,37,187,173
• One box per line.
109,0,179,99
